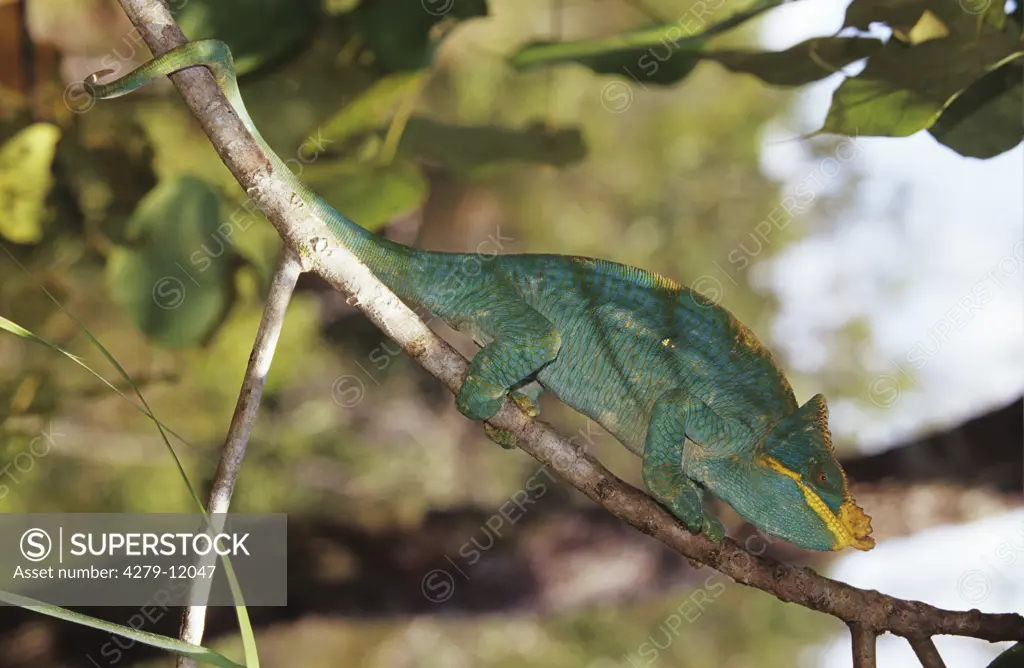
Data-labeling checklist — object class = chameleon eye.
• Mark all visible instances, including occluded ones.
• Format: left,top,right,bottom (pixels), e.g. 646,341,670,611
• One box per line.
807,461,836,490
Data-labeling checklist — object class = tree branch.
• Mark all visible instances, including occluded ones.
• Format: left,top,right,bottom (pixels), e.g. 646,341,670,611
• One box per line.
176,250,301,668
108,0,1024,649
909,636,948,668
849,623,877,668
842,397,1022,492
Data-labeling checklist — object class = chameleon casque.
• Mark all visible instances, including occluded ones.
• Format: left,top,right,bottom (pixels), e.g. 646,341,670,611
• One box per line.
87,39,874,552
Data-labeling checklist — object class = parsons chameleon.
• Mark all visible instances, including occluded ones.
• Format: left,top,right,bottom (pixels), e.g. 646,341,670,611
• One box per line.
86,39,874,552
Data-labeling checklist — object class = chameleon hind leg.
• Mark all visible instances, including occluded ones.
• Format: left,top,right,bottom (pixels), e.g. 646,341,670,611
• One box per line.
642,389,726,541
448,284,560,448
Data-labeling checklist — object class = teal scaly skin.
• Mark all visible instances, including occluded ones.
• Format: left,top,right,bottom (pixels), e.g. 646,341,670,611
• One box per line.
86,40,875,552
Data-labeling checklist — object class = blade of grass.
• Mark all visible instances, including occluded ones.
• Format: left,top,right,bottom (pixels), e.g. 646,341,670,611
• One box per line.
0,590,245,668
0,245,259,667
0,315,190,446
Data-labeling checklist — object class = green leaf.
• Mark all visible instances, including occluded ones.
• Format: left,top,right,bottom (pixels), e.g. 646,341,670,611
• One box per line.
845,0,1013,38
321,70,430,144
0,123,61,245
824,0,1024,156
987,642,1024,668
930,61,1024,158
106,176,237,348
316,74,587,172
397,118,587,173
819,28,1024,139
174,0,319,75
703,37,882,87
0,591,244,668
350,0,489,71
509,0,784,85
843,0,931,33
979,1,1010,31
300,159,428,231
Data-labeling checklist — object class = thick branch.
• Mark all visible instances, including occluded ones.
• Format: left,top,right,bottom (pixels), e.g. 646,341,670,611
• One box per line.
110,0,1024,646
842,397,1022,492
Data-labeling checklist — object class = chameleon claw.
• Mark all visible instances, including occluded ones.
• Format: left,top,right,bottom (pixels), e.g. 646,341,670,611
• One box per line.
701,515,725,543
484,423,518,450
510,391,540,417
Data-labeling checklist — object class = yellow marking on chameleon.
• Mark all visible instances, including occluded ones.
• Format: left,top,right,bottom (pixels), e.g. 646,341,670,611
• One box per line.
661,338,672,347
761,455,875,551
654,273,682,289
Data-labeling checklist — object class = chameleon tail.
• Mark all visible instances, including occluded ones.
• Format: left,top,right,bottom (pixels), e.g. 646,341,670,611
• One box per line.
85,39,420,287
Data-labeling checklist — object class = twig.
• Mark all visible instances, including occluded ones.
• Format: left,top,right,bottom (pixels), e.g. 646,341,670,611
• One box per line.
378,73,428,166
175,250,301,668
849,623,877,668
909,637,948,668
110,0,1024,650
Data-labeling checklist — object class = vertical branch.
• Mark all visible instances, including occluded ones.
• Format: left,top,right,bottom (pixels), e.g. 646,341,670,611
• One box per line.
849,623,877,668
909,637,948,668
175,251,302,668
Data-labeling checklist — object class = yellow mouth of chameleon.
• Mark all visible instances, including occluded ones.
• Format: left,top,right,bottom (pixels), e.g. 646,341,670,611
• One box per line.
762,457,875,551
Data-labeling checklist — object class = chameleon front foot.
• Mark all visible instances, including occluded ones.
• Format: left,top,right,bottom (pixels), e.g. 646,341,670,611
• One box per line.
456,375,505,421
643,390,726,543
459,374,541,449
643,461,725,542
655,491,724,542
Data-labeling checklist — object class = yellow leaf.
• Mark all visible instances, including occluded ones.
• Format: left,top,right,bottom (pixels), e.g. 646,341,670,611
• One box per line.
0,122,61,244
897,10,950,45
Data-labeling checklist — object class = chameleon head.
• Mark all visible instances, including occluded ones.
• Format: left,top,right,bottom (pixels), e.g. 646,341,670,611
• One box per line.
706,394,875,551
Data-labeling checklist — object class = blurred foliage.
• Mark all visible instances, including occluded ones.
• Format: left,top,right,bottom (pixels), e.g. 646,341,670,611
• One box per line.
0,122,60,244
176,584,834,668
174,0,320,75
5,0,1014,351
513,0,1024,157
348,0,489,71
105,175,237,347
